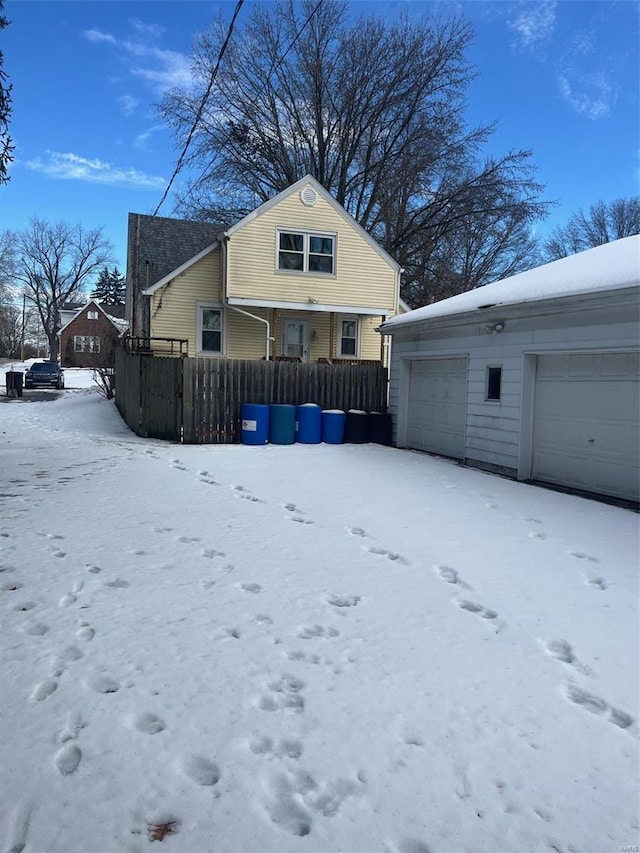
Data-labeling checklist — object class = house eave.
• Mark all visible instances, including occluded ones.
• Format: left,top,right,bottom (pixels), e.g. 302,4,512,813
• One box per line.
227,296,390,316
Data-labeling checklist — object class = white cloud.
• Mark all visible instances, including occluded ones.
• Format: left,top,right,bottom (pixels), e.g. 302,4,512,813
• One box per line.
558,73,615,121
26,151,166,190
133,125,164,151
119,94,139,116
506,1,557,53
83,23,193,94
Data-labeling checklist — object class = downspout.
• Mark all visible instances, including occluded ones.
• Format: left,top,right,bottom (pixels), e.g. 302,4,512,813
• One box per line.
221,233,271,360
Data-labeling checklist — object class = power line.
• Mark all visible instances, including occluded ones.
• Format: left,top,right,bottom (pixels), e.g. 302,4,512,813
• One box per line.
187,0,325,207
153,0,245,217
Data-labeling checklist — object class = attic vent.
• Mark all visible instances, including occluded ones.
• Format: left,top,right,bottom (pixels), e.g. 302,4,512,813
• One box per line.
300,187,318,207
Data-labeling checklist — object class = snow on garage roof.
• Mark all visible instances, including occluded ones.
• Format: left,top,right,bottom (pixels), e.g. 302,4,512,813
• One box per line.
383,234,639,331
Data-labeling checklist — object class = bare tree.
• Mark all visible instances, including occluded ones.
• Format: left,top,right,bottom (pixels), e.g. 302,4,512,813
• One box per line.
9,219,112,361
159,0,550,306
544,197,640,261
0,0,13,184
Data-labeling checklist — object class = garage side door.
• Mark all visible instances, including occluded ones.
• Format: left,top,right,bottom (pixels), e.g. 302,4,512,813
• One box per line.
533,352,640,501
407,358,468,459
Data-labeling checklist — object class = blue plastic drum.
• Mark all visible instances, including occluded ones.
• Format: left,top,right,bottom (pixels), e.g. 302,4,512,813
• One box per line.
269,404,296,445
240,403,269,445
321,410,346,444
296,403,322,444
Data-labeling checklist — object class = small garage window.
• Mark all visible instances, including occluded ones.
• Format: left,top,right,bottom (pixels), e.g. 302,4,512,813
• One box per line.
486,366,502,401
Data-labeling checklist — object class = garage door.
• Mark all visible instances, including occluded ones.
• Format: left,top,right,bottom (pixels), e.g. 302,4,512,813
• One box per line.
406,358,468,459
533,352,639,501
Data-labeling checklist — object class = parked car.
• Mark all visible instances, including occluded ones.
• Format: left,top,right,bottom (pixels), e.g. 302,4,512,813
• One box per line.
24,361,65,389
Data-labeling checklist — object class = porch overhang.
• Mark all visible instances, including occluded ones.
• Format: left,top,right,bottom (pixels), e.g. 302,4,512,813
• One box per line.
226,297,390,317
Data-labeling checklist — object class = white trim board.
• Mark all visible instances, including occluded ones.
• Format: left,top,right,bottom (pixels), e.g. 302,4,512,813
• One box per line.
227,297,389,316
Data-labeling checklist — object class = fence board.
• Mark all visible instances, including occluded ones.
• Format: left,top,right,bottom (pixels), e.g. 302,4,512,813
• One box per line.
115,350,387,444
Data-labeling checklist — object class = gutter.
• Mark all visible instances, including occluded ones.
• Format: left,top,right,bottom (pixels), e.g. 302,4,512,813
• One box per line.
221,234,272,360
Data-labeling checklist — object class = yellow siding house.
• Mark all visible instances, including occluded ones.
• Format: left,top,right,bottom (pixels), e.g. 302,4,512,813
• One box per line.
128,176,402,365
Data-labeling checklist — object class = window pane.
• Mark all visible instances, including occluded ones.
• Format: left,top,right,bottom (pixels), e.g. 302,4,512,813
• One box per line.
202,309,220,331
309,254,333,273
309,236,333,255
279,233,304,251
341,337,356,356
202,330,221,352
486,367,502,401
279,251,304,271
342,320,356,338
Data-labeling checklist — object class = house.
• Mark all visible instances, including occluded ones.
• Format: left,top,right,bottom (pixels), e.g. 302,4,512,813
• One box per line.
126,176,403,364
379,235,640,503
59,299,128,368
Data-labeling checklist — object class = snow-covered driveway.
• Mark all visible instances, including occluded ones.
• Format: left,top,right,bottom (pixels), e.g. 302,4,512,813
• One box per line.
1,383,638,853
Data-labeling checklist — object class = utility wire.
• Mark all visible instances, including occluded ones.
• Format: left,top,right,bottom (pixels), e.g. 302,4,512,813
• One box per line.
153,0,245,216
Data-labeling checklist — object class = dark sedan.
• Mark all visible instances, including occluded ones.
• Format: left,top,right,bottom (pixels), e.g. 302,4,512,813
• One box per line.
24,361,65,389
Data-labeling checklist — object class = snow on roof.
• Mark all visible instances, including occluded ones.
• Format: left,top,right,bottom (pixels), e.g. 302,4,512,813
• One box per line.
383,235,640,331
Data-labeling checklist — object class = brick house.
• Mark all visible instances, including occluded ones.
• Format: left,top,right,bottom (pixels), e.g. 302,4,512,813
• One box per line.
59,300,128,368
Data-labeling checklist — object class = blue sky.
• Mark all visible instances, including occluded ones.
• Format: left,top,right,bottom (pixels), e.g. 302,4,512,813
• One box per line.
2,0,638,271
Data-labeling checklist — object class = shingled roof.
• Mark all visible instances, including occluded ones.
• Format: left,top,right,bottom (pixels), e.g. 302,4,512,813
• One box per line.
126,213,225,336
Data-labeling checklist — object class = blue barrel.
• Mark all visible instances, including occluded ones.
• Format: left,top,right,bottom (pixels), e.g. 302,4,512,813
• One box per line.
269,404,296,445
296,403,322,444
240,403,269,445
322,409,346,444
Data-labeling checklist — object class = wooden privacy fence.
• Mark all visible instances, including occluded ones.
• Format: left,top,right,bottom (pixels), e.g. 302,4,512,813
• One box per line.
115,348,387,444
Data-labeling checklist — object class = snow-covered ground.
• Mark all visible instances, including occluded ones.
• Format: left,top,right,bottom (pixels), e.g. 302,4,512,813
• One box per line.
1,381,638,853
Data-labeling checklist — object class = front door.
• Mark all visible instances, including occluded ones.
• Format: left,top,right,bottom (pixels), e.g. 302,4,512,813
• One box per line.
282,319,309,361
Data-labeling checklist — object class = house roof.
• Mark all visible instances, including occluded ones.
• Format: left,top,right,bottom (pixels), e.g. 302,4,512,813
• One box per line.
57,299,128,336
382,235,640,332
127,212,224,293
226,175,401,272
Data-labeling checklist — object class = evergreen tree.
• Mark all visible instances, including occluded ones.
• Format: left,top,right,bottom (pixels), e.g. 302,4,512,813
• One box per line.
91,266,126,305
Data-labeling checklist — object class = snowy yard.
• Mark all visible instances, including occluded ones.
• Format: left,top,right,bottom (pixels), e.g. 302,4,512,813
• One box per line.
0,374,638,853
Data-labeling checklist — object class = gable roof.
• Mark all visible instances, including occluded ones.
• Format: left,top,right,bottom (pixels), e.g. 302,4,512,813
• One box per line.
142,240,219,296
57,299,128,336
225,175,401,273
382,235,640,331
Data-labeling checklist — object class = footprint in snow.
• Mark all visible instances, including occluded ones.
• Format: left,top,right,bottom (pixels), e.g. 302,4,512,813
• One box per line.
563,684,634,730
433,565,471,589
86,674,120,694
327,594,360,608
347,526,367,537
1,579,23,591
297,624,340,640
57,710,85,744
541,639,593,676
239,494,265,504
239,583,262,594
85,564,101,574
31,679,58,701
366,545,410,565
58,594,77,607
583,574,607,591
133,712,166,734
569,551,600,563
284,503,299,512
55,743,82,776
178,536,200,544
455,599,501,625
289,516,313,524
249,736,303,759
77,625,95,641
202,548,226,559
103,578,130,589
177,754,220,786
528,531,546,540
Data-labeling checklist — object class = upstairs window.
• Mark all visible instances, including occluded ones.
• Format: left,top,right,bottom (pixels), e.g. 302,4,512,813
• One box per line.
278,231,335,275
87,310,99,320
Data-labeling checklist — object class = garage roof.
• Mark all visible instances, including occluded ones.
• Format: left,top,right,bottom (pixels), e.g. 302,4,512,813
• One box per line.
382,234,639,331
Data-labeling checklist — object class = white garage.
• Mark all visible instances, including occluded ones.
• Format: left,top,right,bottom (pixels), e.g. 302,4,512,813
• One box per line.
381,236,640,504
406,358,468,459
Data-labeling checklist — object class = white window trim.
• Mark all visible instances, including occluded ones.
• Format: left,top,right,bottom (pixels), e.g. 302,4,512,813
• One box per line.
196,303,226,356
276,228,337,277
74,335,101,353
335,315,361,359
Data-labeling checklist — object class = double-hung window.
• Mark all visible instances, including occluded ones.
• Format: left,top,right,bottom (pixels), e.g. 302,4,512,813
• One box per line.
338,317,359,358
198,305,223,354
278,231,335,275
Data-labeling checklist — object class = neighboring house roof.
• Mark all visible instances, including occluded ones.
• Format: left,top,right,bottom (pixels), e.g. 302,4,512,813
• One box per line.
382,235,640,331
57,299,128,336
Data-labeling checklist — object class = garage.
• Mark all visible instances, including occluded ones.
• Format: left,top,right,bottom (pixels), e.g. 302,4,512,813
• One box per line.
406,357,468,459
532,352,640,502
